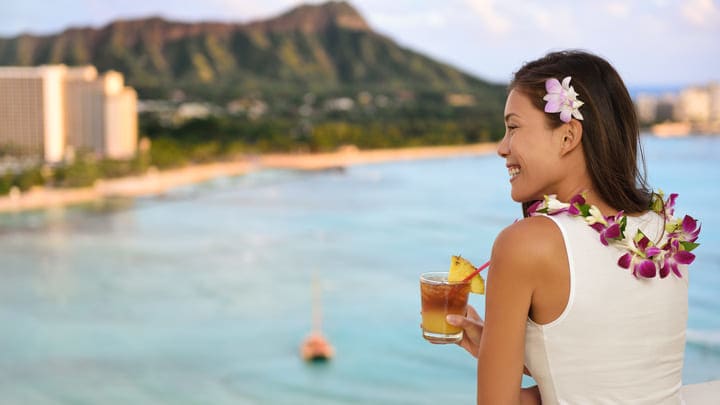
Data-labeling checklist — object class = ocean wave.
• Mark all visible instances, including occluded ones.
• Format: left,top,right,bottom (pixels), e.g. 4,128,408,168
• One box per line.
686,329,720,351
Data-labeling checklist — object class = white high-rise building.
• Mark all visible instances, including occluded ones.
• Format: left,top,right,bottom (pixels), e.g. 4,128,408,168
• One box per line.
0,65,137,163
0,66,66,162
676,86,711,123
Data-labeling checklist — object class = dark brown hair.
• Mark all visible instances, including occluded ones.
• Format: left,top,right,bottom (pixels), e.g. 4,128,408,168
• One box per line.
511,50,652,216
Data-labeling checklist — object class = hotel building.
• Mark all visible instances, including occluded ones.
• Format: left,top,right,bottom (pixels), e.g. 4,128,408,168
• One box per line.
676,86,711,123
0,65,137,163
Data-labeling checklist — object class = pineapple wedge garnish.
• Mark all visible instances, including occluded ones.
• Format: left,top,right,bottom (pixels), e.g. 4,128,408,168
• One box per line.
448,255,485,294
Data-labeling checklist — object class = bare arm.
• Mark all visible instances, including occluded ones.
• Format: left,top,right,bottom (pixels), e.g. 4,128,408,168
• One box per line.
447,308,532,377
475,217,559,405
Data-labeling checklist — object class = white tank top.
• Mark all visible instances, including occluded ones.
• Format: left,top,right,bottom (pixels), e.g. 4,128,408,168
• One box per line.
525,212,688,405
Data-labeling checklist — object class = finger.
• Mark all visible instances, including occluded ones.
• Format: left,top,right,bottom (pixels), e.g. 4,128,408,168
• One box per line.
446,314,465,327
466,305,481,321
446,312,481,328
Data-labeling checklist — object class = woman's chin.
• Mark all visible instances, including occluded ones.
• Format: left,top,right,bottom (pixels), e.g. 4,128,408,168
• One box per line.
510,188,525,203
510,189,542,205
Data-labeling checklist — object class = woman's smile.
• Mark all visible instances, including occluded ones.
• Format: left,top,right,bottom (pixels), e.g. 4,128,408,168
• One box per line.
507,165,521,181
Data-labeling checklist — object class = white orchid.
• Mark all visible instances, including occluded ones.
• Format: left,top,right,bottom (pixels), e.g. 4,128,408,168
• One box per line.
545,194,570,214
584,205,608,226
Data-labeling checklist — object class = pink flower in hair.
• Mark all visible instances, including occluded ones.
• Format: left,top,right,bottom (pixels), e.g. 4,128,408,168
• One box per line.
543,76,585,123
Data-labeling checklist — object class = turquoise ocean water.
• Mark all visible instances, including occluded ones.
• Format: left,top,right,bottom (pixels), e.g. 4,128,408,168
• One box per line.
0,135,718,403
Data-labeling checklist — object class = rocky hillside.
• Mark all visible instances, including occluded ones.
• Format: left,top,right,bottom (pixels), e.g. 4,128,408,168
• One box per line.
0,1,504,102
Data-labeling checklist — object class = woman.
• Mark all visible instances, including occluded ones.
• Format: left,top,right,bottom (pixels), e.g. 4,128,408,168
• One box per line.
446,50,699,404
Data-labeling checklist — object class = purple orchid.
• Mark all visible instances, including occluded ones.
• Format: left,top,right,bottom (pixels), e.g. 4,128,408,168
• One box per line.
568,194,585,215
664,193,678,218
617,233,662,278
672,215,701,243
659,239,696,278
618,253,658,278
590,210,624,246
526,200,543,216
543,76,585,123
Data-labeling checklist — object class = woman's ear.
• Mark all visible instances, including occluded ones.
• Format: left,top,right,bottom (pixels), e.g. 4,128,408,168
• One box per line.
559,119,583,156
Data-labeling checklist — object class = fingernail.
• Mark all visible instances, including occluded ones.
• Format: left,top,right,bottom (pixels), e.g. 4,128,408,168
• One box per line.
446,314,461,325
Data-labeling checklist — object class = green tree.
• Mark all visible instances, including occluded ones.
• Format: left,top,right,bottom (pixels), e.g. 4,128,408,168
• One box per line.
149,137,188,169
14,167,45,191
54,157,100,188
0,172,14,195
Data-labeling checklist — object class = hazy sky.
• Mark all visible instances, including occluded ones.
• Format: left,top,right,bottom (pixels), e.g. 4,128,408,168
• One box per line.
2,0,719,87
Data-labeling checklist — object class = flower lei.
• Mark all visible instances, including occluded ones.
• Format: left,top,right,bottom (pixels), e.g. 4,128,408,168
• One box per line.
527,192,701,279
543,76,584,123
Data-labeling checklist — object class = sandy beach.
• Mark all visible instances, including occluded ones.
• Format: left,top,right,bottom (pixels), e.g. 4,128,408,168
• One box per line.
0,142,497,213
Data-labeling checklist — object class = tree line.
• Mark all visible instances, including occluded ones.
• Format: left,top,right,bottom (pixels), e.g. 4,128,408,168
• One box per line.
1,104,504,195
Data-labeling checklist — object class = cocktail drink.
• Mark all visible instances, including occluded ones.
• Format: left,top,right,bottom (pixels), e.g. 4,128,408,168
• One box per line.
420,256,486,344
420,272,471,344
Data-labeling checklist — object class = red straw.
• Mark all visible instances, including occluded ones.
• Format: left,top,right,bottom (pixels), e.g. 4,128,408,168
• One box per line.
462,259,490,282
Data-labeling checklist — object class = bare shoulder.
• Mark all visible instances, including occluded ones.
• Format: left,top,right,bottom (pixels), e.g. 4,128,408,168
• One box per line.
491,216,565,281
494,215,563,253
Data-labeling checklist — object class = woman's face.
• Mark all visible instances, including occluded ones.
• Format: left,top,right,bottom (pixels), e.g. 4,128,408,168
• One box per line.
497,89,566,203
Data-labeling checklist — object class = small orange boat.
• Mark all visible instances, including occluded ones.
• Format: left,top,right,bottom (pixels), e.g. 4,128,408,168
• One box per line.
301,331,334,361
300,277,334,361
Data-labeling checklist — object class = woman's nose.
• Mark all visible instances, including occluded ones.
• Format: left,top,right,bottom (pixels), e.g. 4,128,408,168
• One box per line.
497,134,509,158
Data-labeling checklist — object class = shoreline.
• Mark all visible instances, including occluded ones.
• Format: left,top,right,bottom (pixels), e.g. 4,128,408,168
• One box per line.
0,142,497,213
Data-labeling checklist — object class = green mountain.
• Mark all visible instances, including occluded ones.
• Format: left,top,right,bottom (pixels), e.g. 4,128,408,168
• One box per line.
0,1,504,103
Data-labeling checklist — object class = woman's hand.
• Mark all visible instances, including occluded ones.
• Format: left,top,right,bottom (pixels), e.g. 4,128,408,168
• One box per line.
446,305,484,358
